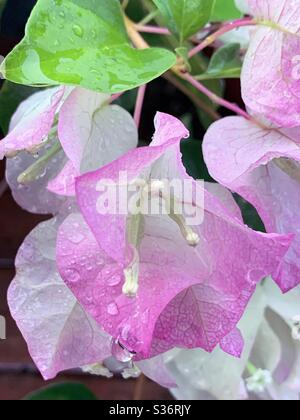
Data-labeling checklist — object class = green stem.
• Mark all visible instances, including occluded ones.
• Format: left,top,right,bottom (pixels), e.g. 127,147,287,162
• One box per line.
138,9,160,26
259,18,300,36
246,361,257,376
17,141,62,184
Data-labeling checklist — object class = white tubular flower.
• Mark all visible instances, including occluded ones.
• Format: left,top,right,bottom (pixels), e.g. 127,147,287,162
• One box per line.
246,368,273,393
82,363,113,378
122,365,141,379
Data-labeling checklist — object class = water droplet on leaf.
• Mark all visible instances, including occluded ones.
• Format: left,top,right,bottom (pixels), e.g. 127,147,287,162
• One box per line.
72,24,84,38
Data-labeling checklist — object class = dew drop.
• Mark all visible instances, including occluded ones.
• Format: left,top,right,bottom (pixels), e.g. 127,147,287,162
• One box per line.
121,325,130,342
38,168,47,179
107,274,121,287
72,24,84,38
96,258,104,267
69,232,85,244
66,269,80,284
107,302,119,316
111,339,135,363
141,309,150,325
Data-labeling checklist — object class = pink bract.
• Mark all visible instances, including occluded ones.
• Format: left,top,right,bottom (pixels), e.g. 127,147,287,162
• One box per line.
7,214,176,387
57,113,292,361
203,116,300,292
0,87,64,159
242,0,300,127
48,88,138,197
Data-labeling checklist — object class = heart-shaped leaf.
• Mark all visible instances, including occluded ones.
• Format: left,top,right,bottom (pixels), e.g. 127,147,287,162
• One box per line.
196,43,242,80
211,0,243,22
153,0,214,44
1,0,176,93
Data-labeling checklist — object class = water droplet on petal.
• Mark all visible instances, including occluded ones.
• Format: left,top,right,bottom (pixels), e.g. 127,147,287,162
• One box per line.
121,325,131,342
107,302,119,316
69,232,85,245
111,339,135,363
66,269,80,284
141,309,150,324
107,274,121,287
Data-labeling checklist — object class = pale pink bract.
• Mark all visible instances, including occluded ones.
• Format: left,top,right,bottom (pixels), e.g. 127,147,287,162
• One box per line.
203,116,300,292
56,113,292,361
242,0,300,127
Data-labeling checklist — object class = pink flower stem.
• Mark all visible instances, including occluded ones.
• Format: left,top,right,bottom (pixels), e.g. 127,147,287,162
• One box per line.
189,17,257,58
183,73,250,119
111,92,124,103
135,24,171,35
134,84,147,128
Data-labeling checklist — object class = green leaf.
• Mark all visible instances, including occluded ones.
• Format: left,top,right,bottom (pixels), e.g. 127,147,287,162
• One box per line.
196,43,242,80
0,0,6,19
153,0,214,44
235,195,265,232
181,139,213,181
24,383,97,401
0,81,40,135
1,0,176,93
211,0,242,22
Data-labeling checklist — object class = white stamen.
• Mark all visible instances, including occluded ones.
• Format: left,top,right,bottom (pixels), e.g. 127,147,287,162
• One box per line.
122,248,139,298
169,212,200,248
161,190,200,248
186,231,200,246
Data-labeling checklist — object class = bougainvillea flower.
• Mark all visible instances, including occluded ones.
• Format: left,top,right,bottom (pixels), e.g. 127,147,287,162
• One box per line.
57,112,292,362
48,88,138,196
203,116,300,292
242,0,300,127
4,87,138,213
166,279,300,400
7,214,176,387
